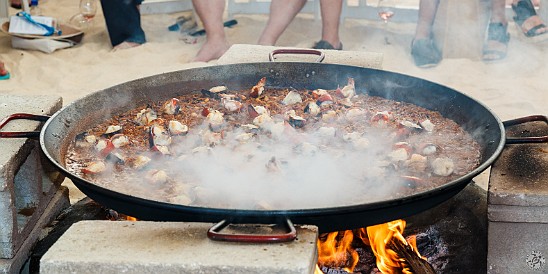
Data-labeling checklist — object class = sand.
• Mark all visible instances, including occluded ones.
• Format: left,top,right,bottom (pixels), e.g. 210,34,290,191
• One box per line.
0,0,546,201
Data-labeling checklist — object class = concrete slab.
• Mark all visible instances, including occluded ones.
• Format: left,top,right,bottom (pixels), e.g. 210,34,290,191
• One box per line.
216,44,383,69
41,221,318,274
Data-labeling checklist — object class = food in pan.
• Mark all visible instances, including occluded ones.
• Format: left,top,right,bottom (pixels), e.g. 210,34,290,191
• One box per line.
65,77,481,210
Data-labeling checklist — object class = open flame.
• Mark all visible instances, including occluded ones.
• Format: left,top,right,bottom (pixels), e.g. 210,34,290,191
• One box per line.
317,219,427,273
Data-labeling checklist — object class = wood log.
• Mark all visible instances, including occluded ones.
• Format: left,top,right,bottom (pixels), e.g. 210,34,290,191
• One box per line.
388,238,437,274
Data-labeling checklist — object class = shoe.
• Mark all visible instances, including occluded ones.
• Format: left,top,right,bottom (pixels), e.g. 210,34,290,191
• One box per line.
512,0,548,41
411,39,441,68
482,23,510,62
313,40,343,50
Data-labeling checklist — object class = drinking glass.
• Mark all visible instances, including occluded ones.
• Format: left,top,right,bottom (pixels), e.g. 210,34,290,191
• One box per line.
377,0,395,45
69,0,97,29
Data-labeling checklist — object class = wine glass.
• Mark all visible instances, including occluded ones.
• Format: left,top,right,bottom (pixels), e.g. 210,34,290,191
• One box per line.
69,0,97,29
377,0,395,45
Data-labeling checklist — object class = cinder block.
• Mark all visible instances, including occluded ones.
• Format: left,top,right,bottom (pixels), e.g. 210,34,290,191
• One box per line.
41,221,319,274
433,0,490,60
0,94,63,259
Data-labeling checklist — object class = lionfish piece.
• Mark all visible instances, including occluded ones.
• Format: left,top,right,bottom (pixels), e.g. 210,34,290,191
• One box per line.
110,134,130,148
250,77,266,98
132,155,152,170
135,107,158,126
168,120,189,135
201,86,227,99
96,139,115,158
206,110,225,132
222,98,243,112
303,102,320,116
163,98,180,115
282,89,303,105
102,125,123,137
288,114,306,128
336,77,356,99
149,124,172,147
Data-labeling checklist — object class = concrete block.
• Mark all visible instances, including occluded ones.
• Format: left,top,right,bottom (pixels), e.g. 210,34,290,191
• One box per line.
487,221,548,273
41,221,318,274
0,187,70,274
0,94,63,259
433,0,489,60
216,44,383,69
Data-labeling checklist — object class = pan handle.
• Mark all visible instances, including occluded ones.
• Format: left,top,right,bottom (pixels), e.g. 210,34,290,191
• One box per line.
269,49,325,63
503,115,548,144
207,219,297,243
0,113,50,139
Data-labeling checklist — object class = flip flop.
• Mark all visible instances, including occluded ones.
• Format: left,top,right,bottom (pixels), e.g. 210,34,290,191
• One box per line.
512,0,548,42
313,40,343,50
482,23,510,62
0,72,10,80
411,39,441,68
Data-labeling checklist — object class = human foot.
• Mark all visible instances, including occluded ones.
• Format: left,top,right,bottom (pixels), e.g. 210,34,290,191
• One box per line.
191,39,230,62
483,23,510,62
10,0,21,9
512,0,548,39
411,39,441,68
112,41,142,52
0,62,10,80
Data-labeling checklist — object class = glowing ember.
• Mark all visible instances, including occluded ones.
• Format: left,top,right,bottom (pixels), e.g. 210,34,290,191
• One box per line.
317,219,428,273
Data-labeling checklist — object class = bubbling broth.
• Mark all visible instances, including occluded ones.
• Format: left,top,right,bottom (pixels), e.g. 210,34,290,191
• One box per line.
65,78,481,210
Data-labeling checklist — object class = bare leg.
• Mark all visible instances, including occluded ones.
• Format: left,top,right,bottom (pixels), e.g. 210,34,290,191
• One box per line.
257,0,307,45
192,0,230,62
414,0,440,40
318,0,343,49
491,0,507,24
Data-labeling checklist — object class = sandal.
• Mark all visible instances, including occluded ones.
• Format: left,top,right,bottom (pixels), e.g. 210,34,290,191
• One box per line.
313,40,343,50
411,39,441,68
512,0,548,40
483,23,510,62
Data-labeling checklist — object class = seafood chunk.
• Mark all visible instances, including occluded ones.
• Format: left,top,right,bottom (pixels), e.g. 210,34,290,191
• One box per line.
303,102,320,116
149,124,172,147
162,98,180,115
250,77,266,98
400,120,422,132
371,111,392,125
345,108,367,120
146,169,169,184
342,132,370,150
106,151,126,164
405,154,428,173
311,89,328,98
221,97,243,112
75,132,96,148
253,112,273,128
201,86,227,99
135,106,158,126
431,157,454,176
247,104,268,119
168,120,189,135
202,130,223,146
102,125,122,137
322,110,338,122
336,78,356,99
235,132,255,143
240,124,259,133
206,110,225,132
132,155,151,170
316,93,334,106
82,161,106,174
96,139,115,158
152,145,171,155
389,148,410,162
110,134,130,148
282,89,303,105
418,143,438,156
288,114,306,128
420,119,435,132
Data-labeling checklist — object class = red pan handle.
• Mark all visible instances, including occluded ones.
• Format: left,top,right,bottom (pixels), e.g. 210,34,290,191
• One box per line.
269,49,325,63
207,219,297,243
0,113,50,139
503,115,548,144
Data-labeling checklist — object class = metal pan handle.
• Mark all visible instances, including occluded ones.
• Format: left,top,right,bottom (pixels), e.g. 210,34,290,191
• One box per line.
207,219,297,243
269,49,325,63
0,113,50,139
503,115,548,144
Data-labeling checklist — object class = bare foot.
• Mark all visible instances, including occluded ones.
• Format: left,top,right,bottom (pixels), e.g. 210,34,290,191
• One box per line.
10,0,22,9
192,39,230,62
112,41,142,52
0,61,8,76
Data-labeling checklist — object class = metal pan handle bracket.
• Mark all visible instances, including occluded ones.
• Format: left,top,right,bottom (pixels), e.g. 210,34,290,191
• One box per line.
207,219,297,243
269,49,325,63
503,115,548,144
0,113,50,139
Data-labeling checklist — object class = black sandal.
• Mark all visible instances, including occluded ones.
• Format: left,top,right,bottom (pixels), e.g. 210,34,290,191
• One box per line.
313,40,343,50
483,23,510,62
512,0,548,38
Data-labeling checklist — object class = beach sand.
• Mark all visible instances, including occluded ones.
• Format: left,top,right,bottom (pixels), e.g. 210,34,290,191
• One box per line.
1,0,546,201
